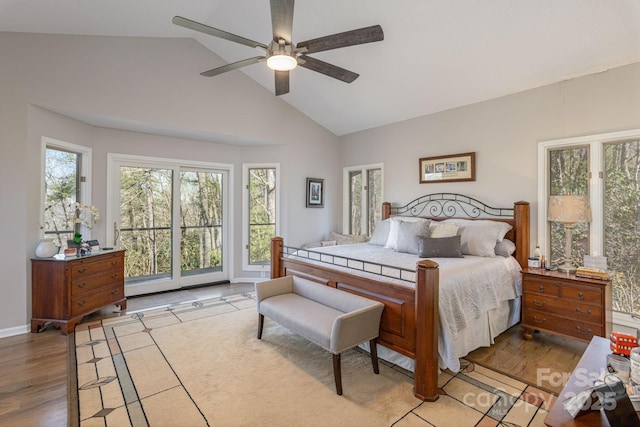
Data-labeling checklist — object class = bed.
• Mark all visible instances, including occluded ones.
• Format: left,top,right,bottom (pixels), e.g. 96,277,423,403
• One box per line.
270,193,530,401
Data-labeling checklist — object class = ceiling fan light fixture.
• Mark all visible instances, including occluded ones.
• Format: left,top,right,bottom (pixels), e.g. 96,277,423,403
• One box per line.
267,53,297,71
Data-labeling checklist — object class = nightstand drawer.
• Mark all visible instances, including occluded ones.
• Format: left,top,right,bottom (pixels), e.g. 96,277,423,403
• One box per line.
523,309,602,341
523,280,560,297
523,294,601,323
562,285,602,305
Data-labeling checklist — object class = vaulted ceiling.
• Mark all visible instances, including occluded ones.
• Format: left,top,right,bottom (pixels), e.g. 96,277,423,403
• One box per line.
2,0,639,136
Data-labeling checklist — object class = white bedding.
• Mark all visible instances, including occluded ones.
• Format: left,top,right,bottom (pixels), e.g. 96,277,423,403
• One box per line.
288,243,522,372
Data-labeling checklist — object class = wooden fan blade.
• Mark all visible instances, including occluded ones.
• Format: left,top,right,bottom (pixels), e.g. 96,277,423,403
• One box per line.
270,0,294,42
297,25,383,54
173,16,268,50
275,70,290,96
200,56,265,77
298,56,359,83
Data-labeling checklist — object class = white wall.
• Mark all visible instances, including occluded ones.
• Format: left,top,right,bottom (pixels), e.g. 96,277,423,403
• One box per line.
0,32,340,335
339,62,640,251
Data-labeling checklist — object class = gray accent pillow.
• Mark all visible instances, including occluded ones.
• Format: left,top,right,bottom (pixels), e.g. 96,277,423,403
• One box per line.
395,220,431,254
418,235,464,258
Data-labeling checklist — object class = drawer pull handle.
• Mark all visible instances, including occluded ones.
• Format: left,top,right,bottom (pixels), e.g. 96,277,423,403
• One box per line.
111,290,118,295
112,261,118,266
538,285,545,292
533,299,545,307
77,268,87,274
575,308,592,316
78,283,87,289
533,316,546,324
78,300,87,306
575,325,592,335
578,292,584,300
111,274,119,279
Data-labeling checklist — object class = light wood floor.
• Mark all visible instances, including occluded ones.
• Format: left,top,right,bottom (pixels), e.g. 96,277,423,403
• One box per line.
0,283,587,427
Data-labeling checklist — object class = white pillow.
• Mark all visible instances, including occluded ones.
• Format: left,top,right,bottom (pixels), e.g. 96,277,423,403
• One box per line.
429,222,459,238
385,217,431,249
368,219,390,246
395,220,431,254
442,219,512,257
495,239,516,257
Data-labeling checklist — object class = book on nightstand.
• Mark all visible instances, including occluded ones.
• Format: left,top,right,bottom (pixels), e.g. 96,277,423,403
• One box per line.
575,266,610,280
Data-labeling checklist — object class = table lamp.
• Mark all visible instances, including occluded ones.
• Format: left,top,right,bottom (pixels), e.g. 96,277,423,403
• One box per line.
547,195,592,273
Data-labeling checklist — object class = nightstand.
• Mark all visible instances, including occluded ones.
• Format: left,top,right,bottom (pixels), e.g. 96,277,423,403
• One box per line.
521,268,612,342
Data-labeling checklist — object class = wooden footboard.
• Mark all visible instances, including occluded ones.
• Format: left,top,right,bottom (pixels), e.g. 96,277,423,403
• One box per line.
271,237,441,401
270,197,530,402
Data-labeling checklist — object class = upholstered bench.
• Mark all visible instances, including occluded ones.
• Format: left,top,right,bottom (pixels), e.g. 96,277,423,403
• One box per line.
255,275,385,395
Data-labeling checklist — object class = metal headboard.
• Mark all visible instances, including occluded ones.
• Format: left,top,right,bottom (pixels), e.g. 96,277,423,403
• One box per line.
389,193,514,218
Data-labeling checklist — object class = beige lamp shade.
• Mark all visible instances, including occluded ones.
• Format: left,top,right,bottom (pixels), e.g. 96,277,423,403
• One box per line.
548,195,592,224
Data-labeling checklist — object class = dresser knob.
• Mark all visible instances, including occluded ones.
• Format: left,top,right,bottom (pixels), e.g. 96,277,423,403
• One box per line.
78,300,87,306
78,283,87,288
533,316,546,324
578,292,584,300
111,289,118,295
533,299,545,307
111,274,119,279
575,325,592,335
575,308,592,316
77,268,87,274
538,285,545,292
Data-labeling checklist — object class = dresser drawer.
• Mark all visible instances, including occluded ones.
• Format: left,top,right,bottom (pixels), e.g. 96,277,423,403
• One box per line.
70,253,123,279
71,269,123,296
523,294,601,323
523,309,602,341
71,284,124,317
561,285,602,305
523,280,560,297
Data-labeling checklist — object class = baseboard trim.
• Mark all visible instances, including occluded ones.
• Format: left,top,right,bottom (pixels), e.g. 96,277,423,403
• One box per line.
0,324,30,338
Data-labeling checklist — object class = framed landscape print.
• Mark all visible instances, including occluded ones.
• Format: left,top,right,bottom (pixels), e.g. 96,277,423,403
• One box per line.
419,152,476,183
306,178,324,208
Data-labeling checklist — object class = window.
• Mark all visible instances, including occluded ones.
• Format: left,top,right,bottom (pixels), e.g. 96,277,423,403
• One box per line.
41,137,92,250
343,164,383,235
243,164,279,271
108,154,231,296
539,129,640,326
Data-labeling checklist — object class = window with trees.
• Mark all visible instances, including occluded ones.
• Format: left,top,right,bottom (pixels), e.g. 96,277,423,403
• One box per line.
109,154,230,295
539,130,640,325
243,164,279,271
41,138,92,250
343,164,383,236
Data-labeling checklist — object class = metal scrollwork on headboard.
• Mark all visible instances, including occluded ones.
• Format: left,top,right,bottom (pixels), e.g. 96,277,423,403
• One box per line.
390,193,513,218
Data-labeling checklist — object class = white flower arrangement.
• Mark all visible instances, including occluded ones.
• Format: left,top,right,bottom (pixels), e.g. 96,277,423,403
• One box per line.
73,203,100,229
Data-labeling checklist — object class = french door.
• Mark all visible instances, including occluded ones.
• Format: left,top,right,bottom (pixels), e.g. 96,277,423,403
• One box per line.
108,155,230,296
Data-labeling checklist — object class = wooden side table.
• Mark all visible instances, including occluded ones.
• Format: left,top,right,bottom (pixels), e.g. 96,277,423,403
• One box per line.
545,336,640,426
521,268,612,342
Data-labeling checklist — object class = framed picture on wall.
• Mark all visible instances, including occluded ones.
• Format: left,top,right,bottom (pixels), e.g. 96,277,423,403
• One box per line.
419,152,476,183
306,178,324,208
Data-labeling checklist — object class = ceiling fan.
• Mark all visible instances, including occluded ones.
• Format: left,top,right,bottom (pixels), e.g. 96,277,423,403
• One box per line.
172,0,384,96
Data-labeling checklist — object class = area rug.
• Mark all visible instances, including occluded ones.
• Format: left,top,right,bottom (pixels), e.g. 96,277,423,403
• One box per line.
73,293,556,426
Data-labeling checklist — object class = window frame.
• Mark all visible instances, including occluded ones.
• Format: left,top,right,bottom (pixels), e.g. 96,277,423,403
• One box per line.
41,137,93,243
342,163,384,235
242,163,280,273
538,128,640,328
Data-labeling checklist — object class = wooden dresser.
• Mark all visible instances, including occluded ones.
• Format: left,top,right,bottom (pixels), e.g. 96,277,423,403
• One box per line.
521,268,611,342
31,250,126,335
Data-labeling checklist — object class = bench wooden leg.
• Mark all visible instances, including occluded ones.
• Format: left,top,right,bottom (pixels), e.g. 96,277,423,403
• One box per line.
257,314,264,339
370,339,379,374
332,353,343,395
